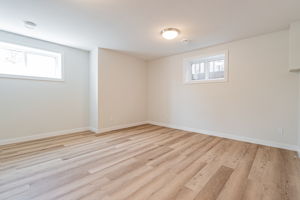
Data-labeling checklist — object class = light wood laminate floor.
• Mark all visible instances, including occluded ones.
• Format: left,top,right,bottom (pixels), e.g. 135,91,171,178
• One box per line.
0,124,300,200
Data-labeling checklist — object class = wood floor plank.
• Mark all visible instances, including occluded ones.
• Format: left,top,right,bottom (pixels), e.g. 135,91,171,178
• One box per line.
0,124,299,200
147,161,207,200
216,143,258,200
194,165,234,200
242,179,264,200
184,140,234,191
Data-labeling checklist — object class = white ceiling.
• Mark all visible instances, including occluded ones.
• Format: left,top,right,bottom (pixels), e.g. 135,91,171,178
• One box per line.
0,0,300,60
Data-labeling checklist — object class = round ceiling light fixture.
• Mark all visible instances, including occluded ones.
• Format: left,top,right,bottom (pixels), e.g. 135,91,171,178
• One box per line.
24,21,37,29
161,28,180,40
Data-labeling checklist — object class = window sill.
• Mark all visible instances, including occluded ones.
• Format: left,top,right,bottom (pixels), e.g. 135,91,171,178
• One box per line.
184,79,228,84
0,74,64,82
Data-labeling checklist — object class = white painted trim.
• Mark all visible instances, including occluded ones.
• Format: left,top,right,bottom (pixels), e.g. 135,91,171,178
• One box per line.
0,122,148,146
92,121,148,134
0,127,90,146
2,121,298,157
89,127,98,133
0,74,64,82
147,121,299,152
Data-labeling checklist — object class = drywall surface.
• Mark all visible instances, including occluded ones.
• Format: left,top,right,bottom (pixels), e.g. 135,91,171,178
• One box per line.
98,49,148,129
289,21,300,71
89,48,99,131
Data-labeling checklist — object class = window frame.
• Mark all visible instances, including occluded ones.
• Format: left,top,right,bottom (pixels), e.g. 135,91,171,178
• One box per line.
183,50,229,84
0,41,64,82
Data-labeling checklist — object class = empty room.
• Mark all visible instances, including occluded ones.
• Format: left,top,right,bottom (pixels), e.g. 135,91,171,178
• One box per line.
1,0,300,199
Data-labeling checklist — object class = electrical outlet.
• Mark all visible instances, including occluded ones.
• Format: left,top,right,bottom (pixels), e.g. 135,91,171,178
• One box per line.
277,128,284,136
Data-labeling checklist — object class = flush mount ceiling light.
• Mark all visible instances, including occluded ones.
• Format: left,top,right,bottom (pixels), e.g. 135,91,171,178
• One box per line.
161,28,180,40
24,21,37,29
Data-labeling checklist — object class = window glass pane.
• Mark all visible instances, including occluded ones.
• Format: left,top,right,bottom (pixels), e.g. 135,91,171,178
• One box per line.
214,62,219,71
220,64,224,71
215,60,224,71
26,53,59,78
0,48,26,76
209,62,214,72
191,64,196,74
191,62,206,80
209,60,224,79
200,63,205,73
195,64,199,73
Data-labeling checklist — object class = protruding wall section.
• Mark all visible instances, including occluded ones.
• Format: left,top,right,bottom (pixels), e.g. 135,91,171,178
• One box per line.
288,21,300,155
89,48,100,132
289,21,300,71
89,49,148,133
298,77,300,156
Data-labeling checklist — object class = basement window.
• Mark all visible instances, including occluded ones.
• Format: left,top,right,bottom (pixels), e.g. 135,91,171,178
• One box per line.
0,41,63,81
183,50,228,83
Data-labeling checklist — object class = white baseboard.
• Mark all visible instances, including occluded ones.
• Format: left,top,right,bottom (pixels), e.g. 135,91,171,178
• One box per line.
147,121,299,152
89,127,98,133
91,121,148,134
0,127,90,146
2,121,298,157
0,122,148,146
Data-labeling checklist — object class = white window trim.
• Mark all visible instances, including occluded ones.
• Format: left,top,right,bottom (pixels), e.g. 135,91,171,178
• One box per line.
0,73,65,82
0,41,64,82
183,50,229,84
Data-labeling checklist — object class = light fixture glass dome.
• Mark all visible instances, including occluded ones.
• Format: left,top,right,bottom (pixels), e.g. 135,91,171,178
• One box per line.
161,28,180,40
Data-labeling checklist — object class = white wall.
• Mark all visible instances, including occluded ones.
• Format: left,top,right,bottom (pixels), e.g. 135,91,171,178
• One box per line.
148,30,299,146
289,21,300,71
89,48,99,131
290,21,300,154
0,31,89,141
298,77,300,154
98,49,147,130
